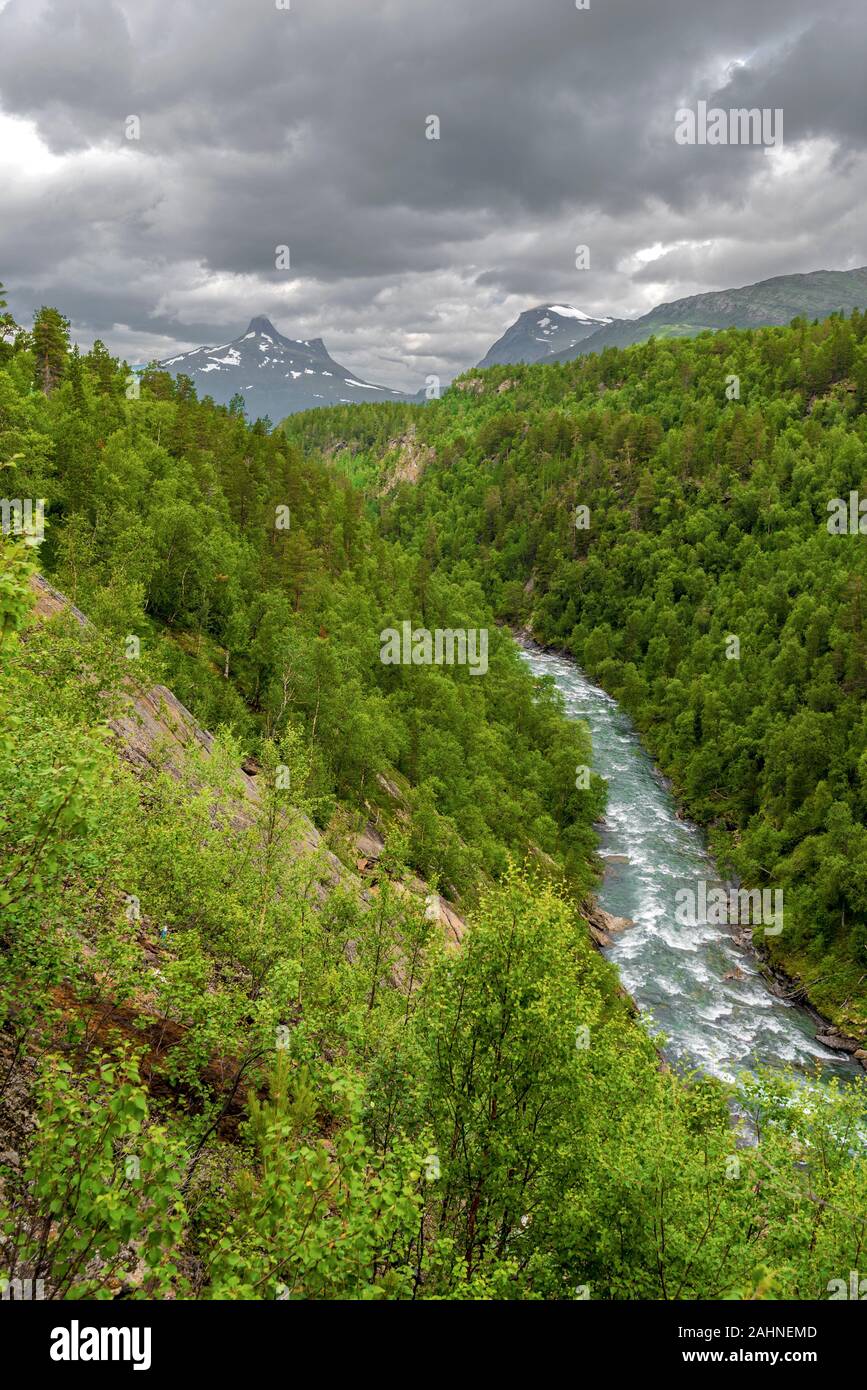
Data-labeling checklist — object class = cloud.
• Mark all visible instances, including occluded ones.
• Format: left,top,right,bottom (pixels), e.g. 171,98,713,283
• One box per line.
0,0,864,388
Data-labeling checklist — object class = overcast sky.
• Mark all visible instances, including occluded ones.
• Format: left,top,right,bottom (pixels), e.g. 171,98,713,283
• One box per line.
1,0,865,389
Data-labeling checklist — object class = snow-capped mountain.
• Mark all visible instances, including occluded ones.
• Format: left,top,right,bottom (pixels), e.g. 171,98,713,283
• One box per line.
159,316,409,419
476,304,615,368
547,265,867,364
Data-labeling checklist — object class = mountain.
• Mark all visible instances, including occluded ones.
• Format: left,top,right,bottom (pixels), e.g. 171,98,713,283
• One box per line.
476,304,614,368
159,315,409,418
547,266,867,363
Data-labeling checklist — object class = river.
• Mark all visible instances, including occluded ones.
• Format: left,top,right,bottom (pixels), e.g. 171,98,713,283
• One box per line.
520,642,859,1085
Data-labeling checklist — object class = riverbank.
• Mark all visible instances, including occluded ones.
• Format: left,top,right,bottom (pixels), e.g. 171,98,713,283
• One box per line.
747,936,867,1070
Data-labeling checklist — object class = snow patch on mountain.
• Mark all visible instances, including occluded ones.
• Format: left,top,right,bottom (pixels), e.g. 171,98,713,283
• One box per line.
476,303,617,368
546,304,613,323
159,316,409,420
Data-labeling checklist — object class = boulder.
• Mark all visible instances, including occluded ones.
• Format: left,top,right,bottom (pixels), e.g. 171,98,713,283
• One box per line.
815,1032,861,1053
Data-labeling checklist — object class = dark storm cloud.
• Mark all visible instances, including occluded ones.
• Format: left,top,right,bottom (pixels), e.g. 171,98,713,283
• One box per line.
0,0,864,387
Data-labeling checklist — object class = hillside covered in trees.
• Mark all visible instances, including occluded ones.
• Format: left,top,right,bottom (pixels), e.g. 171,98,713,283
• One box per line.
1,286,867,1300
292,310,867,1036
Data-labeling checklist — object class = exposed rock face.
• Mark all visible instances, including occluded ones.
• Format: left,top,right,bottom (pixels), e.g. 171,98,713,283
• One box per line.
380,427,435,491
434,898,465,944
814,1029,867,1068
30,574,89,627
30,574,466,941
815,1031,861,1053
356,822,386,861
587,917,613,949
583,903,643,1028
584,902,635,952
376,772,405,805
586,904,634,947
30,575,335,876
453,377,485,394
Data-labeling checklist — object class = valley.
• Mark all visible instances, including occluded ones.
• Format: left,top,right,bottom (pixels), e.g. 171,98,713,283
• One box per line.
2,292,867,1302
5,0,867,1339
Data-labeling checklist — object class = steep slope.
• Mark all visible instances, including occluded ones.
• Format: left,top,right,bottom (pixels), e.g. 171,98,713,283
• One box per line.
549,265,867,361
159,315,409,418
477,303,614,367
28,572,466,940
372,308,867,1035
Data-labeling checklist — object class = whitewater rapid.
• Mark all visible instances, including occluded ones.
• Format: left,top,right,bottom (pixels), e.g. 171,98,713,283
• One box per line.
520,642,859,1084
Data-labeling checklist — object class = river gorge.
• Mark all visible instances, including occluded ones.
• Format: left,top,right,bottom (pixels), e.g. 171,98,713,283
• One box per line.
520,642,861,1086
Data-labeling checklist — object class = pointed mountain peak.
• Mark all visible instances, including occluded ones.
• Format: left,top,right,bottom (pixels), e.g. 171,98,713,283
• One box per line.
159,315,409,417
246,315,279,336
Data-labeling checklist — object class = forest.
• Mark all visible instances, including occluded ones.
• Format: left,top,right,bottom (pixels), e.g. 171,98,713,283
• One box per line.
294,310,867,1034
2,283,867,1300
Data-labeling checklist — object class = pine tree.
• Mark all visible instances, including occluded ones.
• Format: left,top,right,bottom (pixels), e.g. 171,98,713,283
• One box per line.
32,306,70,395
85,338,117,395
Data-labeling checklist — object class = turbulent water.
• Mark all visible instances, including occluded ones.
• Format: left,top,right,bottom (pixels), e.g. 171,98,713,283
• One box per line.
520,642,859,1085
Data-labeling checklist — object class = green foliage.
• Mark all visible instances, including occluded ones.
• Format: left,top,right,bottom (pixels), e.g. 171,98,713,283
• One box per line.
0,323,600,898
205,1061,421,1299
2,301,867,1303
365,310,867,1028
32,307,70,396
1,1053,187,1299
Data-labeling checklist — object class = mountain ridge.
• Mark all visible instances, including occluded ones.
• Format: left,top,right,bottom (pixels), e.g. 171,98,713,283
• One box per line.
155,266,867,418
476,303,614,368
159,315,409,419
546,265,867,362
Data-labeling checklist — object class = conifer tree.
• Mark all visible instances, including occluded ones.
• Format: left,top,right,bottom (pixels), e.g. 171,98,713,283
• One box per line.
85,338,118,395
32,306,71,394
